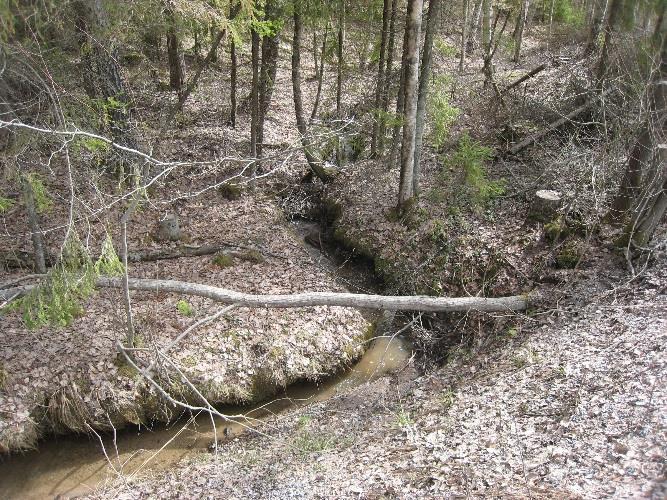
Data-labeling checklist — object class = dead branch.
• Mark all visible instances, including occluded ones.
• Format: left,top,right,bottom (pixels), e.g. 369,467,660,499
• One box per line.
509,88,614,154
502,63,548,94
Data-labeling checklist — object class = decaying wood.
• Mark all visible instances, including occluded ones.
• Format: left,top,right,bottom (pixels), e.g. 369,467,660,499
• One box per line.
502,63,547,94
127,245,261,263
1,277,530,313
510,88,613,154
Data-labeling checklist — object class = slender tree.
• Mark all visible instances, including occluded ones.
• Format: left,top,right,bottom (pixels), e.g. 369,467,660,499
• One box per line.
371,0,392,156
258,1,280,157
585,0,608,54
229,1,240,127
413,0,441,196
250,26,260,171
165,0,186,95
292,2,331,182
336,0,346,116
481,0,491,54
397,0,424,209
390,10,412,169
513,0,530,62
21,175,47,274
460,0,470,72
596,0,624,86
609,31,667,246
379,0,399,152
310,22,329,122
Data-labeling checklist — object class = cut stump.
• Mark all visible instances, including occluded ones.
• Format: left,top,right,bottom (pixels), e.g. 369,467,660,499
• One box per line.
528,190,562,223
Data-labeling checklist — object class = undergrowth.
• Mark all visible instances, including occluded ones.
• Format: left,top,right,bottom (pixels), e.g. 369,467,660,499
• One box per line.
4,234,124,328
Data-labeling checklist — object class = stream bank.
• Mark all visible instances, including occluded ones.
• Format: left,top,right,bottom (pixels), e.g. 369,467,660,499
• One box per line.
0,192,420,498
0,194,386,454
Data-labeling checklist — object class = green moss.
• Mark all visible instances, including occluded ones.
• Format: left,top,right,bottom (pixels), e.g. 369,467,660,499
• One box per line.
0,363,7,389
181,355,197,367
237,249,265,263
114,355,140,380
555,240,584,269
0,196,15,213
212,253,235,268
218,182,243,200
544,216,570,242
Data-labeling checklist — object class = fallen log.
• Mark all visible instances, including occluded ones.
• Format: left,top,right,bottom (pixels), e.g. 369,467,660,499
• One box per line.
127,245,257,263
509,87,614,154
502,63,547,94
0,277,530,313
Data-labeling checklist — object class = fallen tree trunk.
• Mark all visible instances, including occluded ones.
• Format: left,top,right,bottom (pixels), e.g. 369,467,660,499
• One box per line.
0,277,529,312
127,245,257,263
509,87,614,154
502,63,547,94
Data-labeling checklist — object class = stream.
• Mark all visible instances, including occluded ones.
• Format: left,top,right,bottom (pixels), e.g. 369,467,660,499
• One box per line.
0,220,412,499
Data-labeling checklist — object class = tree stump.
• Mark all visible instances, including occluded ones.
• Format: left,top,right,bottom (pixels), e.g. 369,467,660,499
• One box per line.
156,213,182,241
528,190,562,223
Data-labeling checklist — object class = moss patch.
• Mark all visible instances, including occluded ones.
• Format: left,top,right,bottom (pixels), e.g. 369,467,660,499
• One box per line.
556,240,584,269
212,253,235,268
219,183,243,201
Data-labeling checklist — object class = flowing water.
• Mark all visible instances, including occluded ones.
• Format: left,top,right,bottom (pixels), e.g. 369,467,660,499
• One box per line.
0,335,410,499
0,220,411,499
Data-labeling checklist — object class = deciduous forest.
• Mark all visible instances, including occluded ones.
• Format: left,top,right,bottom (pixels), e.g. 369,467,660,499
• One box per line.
0,0,665,497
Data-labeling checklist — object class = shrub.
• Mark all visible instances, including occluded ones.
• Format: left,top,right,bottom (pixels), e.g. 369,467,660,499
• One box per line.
176,299,195,317
442,133,505,206
15,234,123,328
212,253,234,268
0,196,15,213
428,76,460,150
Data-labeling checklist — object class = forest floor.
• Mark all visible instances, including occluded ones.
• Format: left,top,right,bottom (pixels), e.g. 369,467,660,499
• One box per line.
1,27,666,498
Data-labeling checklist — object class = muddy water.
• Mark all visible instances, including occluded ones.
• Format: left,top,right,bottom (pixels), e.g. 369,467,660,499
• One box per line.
0,336,410,499
0,220,410,499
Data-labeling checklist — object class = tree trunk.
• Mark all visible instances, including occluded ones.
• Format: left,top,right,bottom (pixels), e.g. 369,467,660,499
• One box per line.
372,0,392,156
397,0,424,209
21,176,47,274
585,0,607,54
596,0,622,87
336,0,346,116
612,35,667,246
413,0,441,197
379,0,400,152
313,31,320,79
467,0,483,52
250,28,260,186
629,175,667,247
229,1,240,128
165,1,186,94
459,0,470,72
258,0,280,158
3,277,530,312
72,0,138,151
513,0,529,63
310,23,329,123
481,0,491,54
292,3,331,182
390,11,412,170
